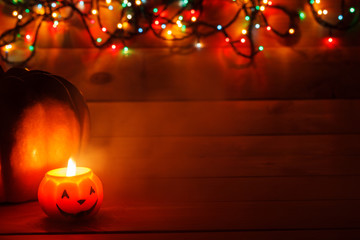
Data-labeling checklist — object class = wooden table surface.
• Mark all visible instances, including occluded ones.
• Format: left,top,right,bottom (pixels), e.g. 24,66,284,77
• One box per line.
1,100,360,239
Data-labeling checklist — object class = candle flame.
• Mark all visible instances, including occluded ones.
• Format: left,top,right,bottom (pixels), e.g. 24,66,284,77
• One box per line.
66,158,76,177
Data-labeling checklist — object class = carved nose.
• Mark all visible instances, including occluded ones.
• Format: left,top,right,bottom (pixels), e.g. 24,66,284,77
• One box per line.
77,199,86,205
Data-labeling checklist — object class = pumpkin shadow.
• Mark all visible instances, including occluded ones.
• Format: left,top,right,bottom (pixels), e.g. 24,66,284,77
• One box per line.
38,214,103,232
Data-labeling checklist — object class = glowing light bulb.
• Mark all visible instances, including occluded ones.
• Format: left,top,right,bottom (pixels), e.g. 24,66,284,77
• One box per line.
29,45,34,51
154,20,159,25
241,38,246,43
255,24,260,29
153,8,158,13
289,28,295,34
161,24,166,29
111,44,116,49
52,12,57,18
26,34,31,40
299,11,306,20
96,37,102,43
117,23,123,29
323,9,328,15
135,0,141,5
191,9,195,14
268,1,272,5
349,7,355,13
12,11,18,16
51,2,56,7
167,30,172,35
338,15,343,20
79,1,84,6
138,28,143,33
127,14,132,19
263,0,268,4
258,46,264,51
102,27,107,32
217,25,222,30
225,37,230,42
66,158,76,177
92,9,98,15
5,44,12,51
179,16,183,21
195,42,202,48
108,5,113,10
242,29,247,35
315,0,320,3
266,26,271,31
127,2,131,6
106,0,111,4
18,14,23,20
123,46,129,52
317,10,322,15
245,16,250,21
328,37,333,43
260,6,265,11
191,16,197,22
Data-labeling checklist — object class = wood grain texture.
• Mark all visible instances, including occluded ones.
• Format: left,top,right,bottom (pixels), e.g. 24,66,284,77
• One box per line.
8,47,358,101
88,100,360,137
99,176,360,204
2,230,360,240
1,0,359,238
1,200,360,234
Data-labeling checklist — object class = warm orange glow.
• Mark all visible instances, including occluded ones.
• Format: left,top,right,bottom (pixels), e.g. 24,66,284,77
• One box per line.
38,167,103,219
66,158,76,177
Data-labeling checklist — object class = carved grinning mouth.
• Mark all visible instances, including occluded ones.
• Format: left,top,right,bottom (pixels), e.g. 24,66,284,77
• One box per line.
56,199,98,218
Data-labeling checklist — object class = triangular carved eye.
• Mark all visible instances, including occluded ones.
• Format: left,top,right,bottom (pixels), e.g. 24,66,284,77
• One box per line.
62,190,69,199
90,186,95,195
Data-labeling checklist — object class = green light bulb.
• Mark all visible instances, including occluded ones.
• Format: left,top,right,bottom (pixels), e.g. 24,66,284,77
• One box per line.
299,11,306,20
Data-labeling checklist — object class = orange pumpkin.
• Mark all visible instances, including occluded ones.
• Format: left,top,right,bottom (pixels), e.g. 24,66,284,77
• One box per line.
38,167,103,219
0,67,89,202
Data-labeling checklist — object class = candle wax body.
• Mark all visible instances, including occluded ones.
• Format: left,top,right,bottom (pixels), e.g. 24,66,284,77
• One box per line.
38,167,103,219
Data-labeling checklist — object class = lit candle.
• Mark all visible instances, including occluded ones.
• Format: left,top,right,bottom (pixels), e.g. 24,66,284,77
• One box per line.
38,158,103,219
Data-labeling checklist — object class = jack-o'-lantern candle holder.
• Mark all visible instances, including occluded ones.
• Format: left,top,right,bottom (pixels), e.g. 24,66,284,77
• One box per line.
38,159,103,220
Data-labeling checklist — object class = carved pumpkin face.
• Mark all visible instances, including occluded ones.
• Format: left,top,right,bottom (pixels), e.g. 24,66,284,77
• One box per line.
0,68,89,202
38,167,103,219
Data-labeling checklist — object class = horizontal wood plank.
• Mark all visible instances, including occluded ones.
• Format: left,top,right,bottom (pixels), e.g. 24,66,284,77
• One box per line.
88,100,360,137
1,230,360,240
81,135,360,180
83,155,360,178
100,176,360,204
82,135,360,162
3,47,358,101
1,200,360,234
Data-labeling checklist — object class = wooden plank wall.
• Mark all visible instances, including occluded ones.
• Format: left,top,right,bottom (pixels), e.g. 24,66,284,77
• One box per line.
1,0,360,239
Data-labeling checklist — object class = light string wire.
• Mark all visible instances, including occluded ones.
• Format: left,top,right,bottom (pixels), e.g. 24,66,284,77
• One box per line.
0,0,359,65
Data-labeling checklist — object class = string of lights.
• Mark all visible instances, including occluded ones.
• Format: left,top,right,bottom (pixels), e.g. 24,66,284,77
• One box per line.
307,0,359,43
0,0,359,65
